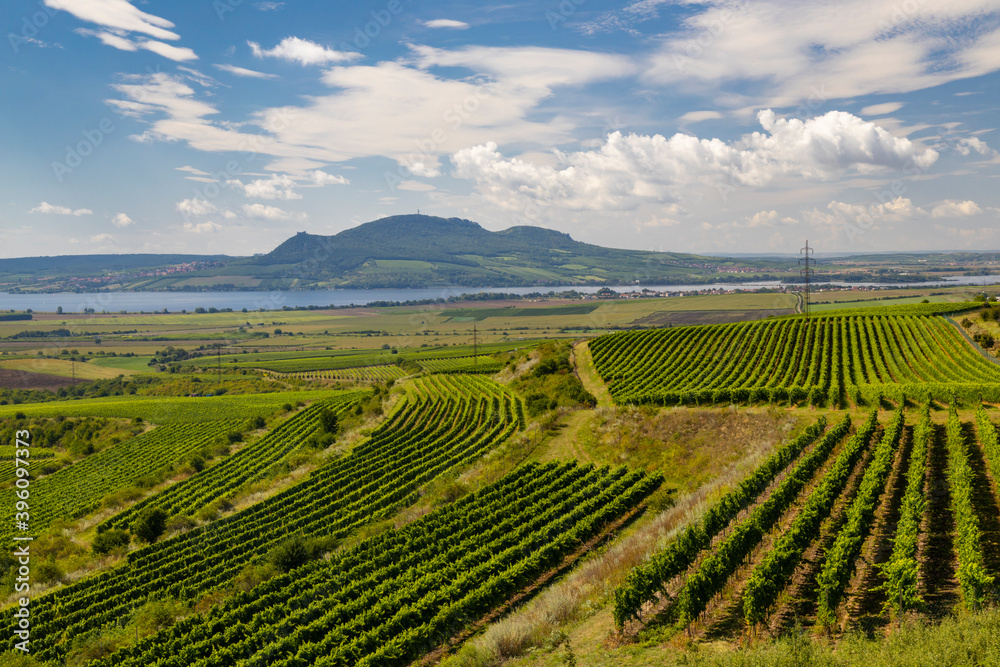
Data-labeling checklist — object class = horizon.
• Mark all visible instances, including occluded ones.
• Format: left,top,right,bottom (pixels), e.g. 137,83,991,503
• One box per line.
3,1,999,258
4,210,1000,261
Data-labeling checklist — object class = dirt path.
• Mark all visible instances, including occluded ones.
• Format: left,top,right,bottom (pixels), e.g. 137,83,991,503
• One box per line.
767,426,882,636
844,426,912,630
572,340,614,409
918,424,960,613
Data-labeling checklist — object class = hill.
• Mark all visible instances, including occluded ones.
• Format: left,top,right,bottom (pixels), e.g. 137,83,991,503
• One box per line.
240,214,790,288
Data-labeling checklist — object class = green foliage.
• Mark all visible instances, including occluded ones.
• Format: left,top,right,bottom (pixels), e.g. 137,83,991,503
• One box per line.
513,342,597,416
92,529,130,555
591,314,1000,407
130,507,168,544
613,415,834,628
266,534,324,573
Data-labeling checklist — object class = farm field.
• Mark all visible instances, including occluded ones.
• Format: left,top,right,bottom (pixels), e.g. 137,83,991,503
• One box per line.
590,303,999,407
2,294,1000,666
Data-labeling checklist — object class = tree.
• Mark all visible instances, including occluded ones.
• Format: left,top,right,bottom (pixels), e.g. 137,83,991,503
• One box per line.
318,408,339,434
131,507,168,544
56,306,63,314
92,529,130,554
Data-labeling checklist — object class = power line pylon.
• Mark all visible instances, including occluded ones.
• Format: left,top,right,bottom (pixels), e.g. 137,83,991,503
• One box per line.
799,241,815,317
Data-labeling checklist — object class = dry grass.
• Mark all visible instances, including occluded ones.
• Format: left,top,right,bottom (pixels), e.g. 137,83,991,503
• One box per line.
443,413,794,667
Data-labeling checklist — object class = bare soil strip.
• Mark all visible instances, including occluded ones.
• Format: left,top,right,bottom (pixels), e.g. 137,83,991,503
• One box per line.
963,422,1000,579
844,425,913,632
917,423,960,614
766,426,884,637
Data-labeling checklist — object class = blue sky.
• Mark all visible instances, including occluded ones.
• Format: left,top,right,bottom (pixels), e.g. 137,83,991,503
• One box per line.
2,0,1000,258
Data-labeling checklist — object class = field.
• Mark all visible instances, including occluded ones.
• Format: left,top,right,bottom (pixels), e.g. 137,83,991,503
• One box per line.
2,290,1000,666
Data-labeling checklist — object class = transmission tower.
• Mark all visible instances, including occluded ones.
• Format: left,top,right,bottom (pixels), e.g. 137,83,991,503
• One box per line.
799,240,815,317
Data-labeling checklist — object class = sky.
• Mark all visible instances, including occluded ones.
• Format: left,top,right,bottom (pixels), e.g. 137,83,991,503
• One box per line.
2,0,1000,259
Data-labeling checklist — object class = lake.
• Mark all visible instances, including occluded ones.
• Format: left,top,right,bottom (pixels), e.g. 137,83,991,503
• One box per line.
2,275,999,313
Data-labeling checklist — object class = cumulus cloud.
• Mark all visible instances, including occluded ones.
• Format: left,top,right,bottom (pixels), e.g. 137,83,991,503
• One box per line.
183,221,222,233
451,109,939,212
309,170,349,185
29,202,92,216
955,137,995,157
227,174,302,200
930,200,983,218
176,198,219,217
111,213,134,227
213,63,277,79
801,197,928,245
248,37,360,65
423,19,470,29
241,203,303,220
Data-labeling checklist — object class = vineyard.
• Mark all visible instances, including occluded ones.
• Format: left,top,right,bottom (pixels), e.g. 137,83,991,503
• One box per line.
97,391,366,533
0,420,243,544
590,311,1000,406
5,299,1000,666
1,375,528,662
89,461,660,666
613,404,1000,639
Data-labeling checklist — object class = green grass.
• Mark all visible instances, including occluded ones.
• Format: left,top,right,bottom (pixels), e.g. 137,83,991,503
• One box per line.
86,356,157,373
0,390,330,423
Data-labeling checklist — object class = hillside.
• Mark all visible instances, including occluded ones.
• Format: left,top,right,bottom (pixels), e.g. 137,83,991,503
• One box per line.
242,214,790,289
0,215,793,292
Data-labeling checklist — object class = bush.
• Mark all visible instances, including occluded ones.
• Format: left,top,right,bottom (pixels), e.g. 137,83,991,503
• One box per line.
93,529,130,555
318,408,339,434
131,507,168,544
267,534,324,573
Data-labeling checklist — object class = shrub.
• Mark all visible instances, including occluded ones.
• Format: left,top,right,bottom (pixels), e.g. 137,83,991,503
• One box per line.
93,529,130,555
131,507,168,544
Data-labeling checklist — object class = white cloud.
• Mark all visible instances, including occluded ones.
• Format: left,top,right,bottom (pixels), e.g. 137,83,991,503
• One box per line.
111,212,134,227
241,203,302,220
802,197,928,241
45,0,180,41
248,37,360,65
50,1,197,60
410,44,637,89
29,202,92,216
310,170,349,185
451,109,939,213
175,165,210,175
140,40,197,62
176,198,218,216
183,221,222,233
860,102,904,116
423,19,470,29
395,180,437,192
90,233,115,244
678,110,723,124
256,1,284,9
213,63,277,79
642,0,1000,112
227,174,302,200
955,137,995,157
930,199,983,218
106,46,635,174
